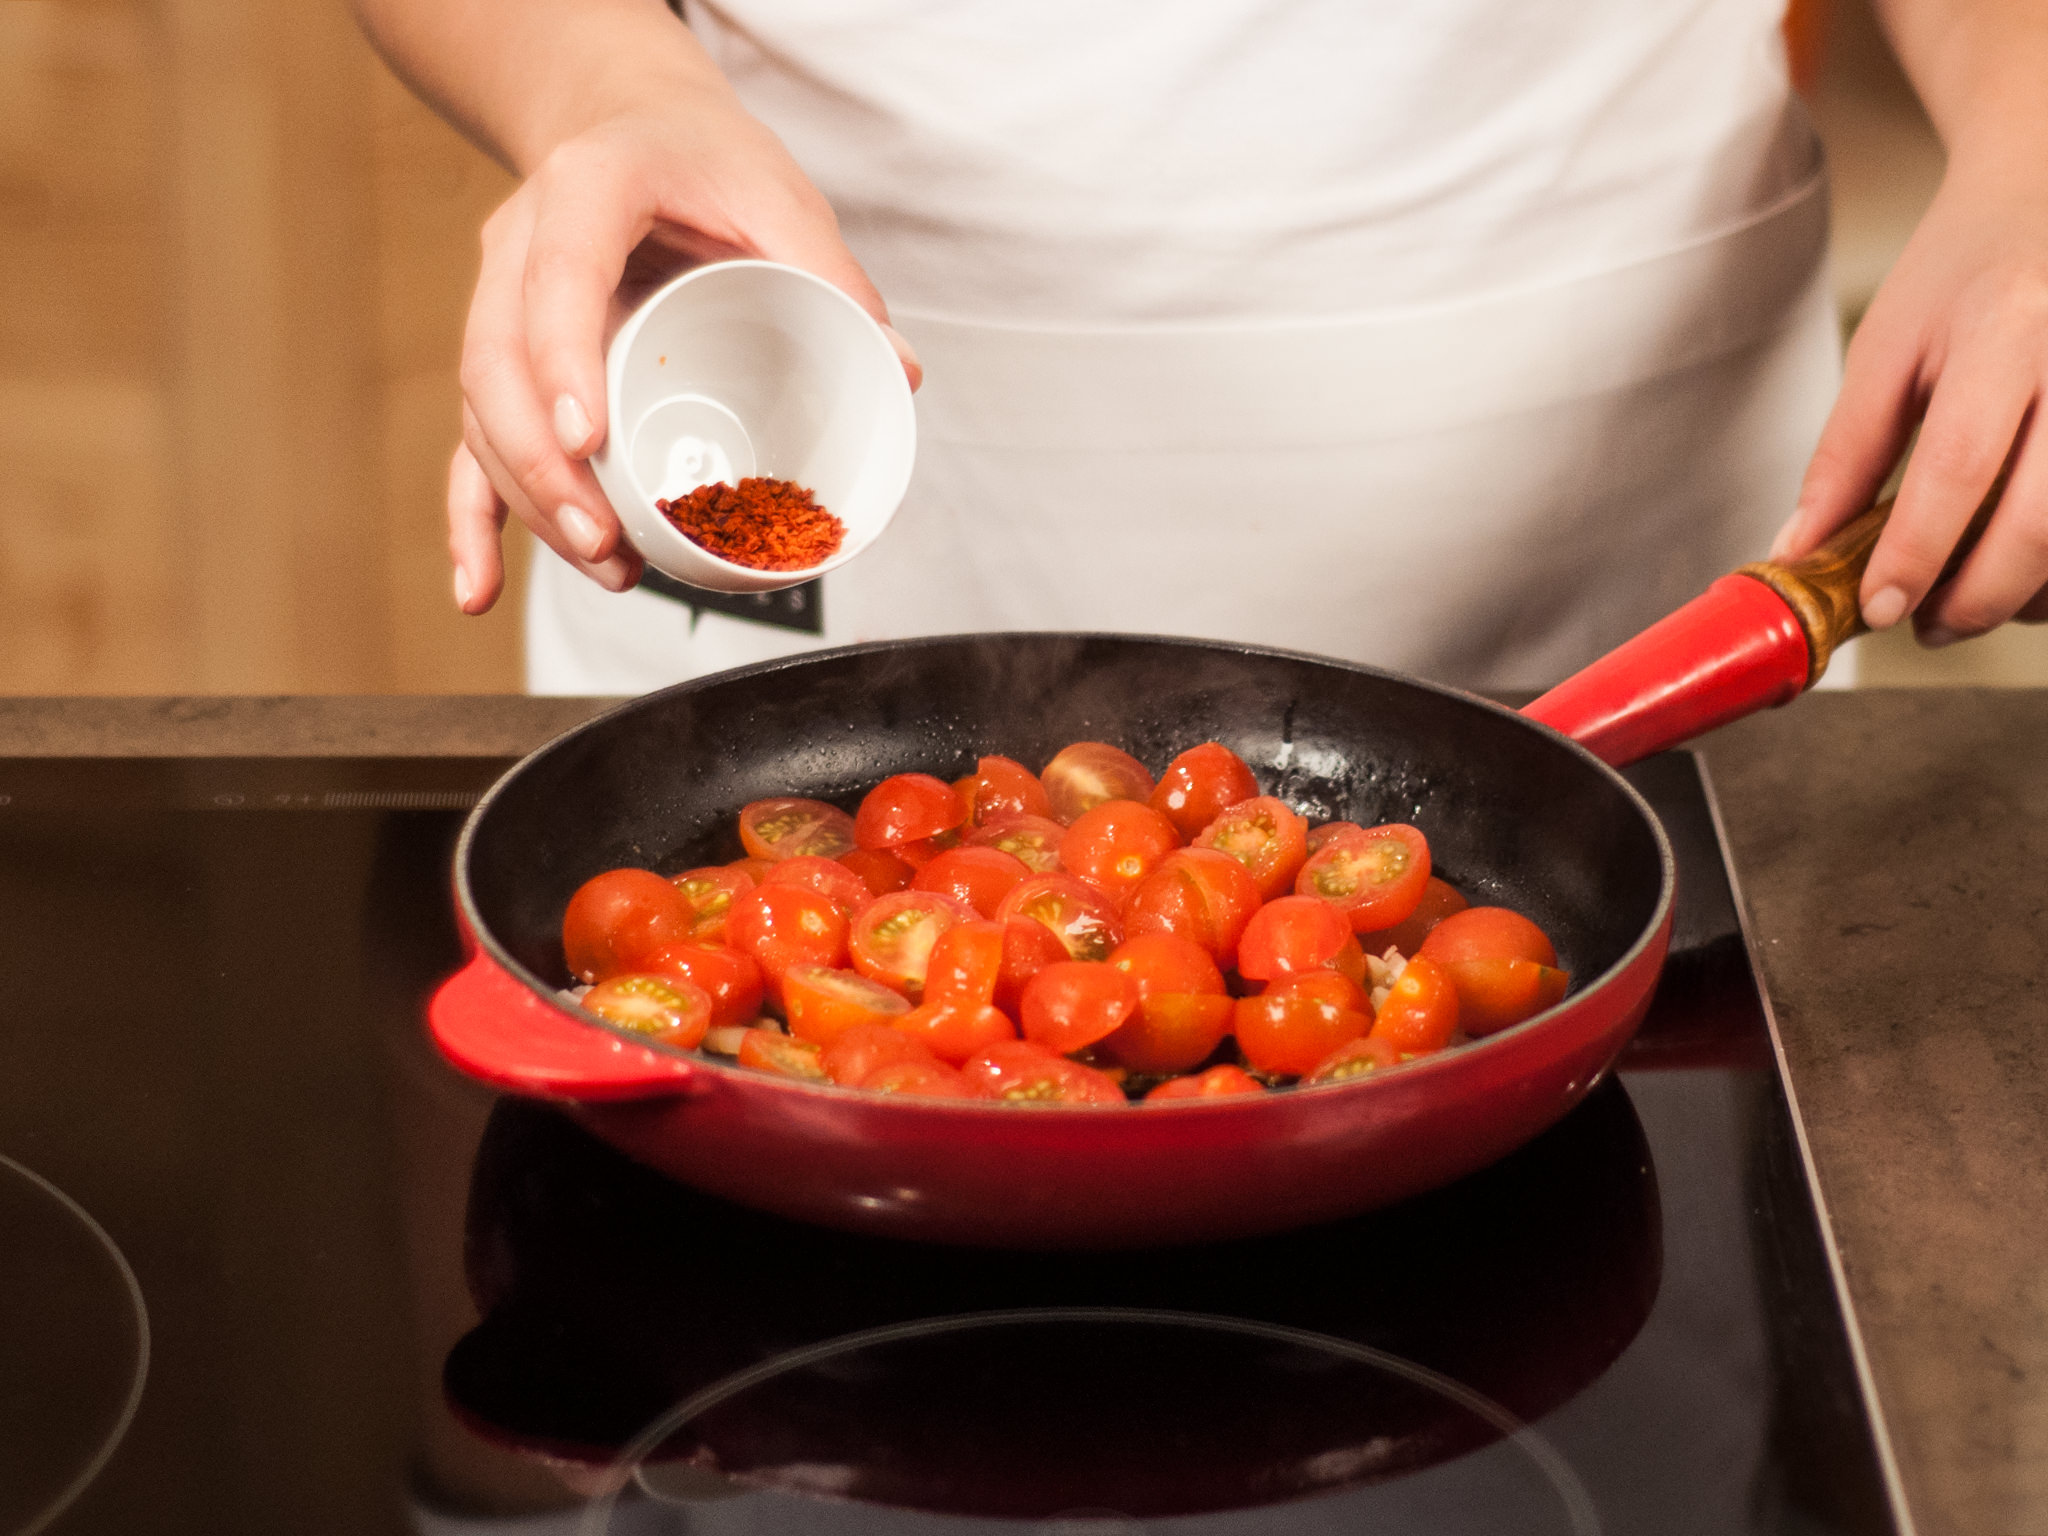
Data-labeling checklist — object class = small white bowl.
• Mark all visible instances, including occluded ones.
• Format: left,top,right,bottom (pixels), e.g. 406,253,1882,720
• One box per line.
589,260,916,594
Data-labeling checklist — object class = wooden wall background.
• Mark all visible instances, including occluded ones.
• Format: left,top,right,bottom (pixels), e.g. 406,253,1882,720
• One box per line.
2,0,2044,693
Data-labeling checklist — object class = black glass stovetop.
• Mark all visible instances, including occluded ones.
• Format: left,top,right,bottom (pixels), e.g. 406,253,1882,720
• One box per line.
0,753,1905,1535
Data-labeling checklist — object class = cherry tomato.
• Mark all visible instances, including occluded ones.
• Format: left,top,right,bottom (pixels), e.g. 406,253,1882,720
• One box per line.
739,798,858,862
1306,820,1364,855
840,847,916,897
1368,955,1461,1054
1416,906,1559,967
858,1058,986,1098
1058,800,1182,906
639,942,766,1029
1041,742,1157,825
1194,796,1310,901
960,1039,1126,1104
1357,876,1469,959
782,965,913,1046
1100,993,1235,1075
1107,933,1226,998
996,874,1125,963
894,999,1018,1065
1146,1064,1265,1100
821,1021,937,1086
762,855,873,919
725,856,778,885
848,890,974,998
855,773,968,850
580,973,711,1049
913,846,1032,917
1149,743,1259,841
889,831,963,870
962,755,1055,825
964,813,1067,874
922,920,1006,1008
996,916,1070,1014
563,869,696,983
671,864,757,944
1305,1034,1405,1084
1295,824,1432,933
1122,848,1261,969
727,884,850,1003
1235,970,1372,1077
1019,961,1140,1054
737,1028,827,1078
1236,895,1355,982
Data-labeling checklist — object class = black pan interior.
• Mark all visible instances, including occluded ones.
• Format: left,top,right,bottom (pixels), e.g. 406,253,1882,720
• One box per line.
463,634,1668,997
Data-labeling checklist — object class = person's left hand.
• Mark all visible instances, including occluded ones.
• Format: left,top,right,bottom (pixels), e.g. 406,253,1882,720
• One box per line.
1770,158,2048,646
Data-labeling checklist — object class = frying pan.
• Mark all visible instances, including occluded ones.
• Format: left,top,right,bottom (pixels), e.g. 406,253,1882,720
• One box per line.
428,502,1885,1248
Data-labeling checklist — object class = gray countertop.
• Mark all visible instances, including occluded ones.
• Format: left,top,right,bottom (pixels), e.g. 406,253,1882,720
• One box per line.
3,690,2041,1536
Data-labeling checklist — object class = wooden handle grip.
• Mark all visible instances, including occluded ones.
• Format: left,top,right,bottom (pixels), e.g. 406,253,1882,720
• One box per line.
1735,499,1891,687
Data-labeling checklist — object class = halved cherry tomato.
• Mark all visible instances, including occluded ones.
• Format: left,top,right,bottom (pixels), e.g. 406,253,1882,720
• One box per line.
889,831,962,870
964,813,1067,874
1107,933,1226,998
1357,876,1468,959
580,973,712,1049
762,855,873,919
1234,970,1372,1076
727,884,849,1003
963,755,1055,825
894,999,1017,1065
781,965,913,1046
1099,993,1235,1075
848,890,974,998
996,917,1070,1014
739,798,858,862
839,847,915,897
995,874,1125,963
737,1028,827,1078
913,846,1032,917
1306,1035,1405,1084
1059,800,1181,906
1149,743,1259,841
1041,742,1157,825
670,864,757,944
1368,955,1461,1054
960,1039,1126,1104
1018,961,1140,1054
1146,1063,1265,1100
1194,796,1310,900
1416,906,1559,967
1295,824,1431,933
563,869,697,983
639,942,766,1029
922,919,1006,1008
855,773,968,851
725,856,778,885
821,1021,937,1085
1306,820,1364,855
1236,895,1355,982
858,1058,985,1098
1122,848,1261,969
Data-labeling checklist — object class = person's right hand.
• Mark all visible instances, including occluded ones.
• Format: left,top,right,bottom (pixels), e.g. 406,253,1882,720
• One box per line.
447,95,921,614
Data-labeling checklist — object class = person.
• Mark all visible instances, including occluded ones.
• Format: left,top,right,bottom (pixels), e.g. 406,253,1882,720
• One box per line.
353,0,2048,697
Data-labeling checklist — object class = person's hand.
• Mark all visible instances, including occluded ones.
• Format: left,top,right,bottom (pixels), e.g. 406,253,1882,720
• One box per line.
447,97,921,614
1771,158,2048,646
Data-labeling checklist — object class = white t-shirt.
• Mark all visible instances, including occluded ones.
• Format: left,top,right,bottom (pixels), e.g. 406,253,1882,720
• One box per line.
682,0,1810,322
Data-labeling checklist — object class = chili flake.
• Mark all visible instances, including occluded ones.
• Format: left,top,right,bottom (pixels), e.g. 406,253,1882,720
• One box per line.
656,477,845,571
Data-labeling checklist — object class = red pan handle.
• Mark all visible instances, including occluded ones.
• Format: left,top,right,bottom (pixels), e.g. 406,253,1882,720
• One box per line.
1524,498,1894,765
429,950,700,1101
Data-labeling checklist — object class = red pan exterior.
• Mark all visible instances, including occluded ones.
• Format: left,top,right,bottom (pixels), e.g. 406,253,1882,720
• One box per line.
431,633,1677,1249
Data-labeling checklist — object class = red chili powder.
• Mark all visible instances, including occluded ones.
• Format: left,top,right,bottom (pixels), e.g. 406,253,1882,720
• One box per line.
656,477,845,571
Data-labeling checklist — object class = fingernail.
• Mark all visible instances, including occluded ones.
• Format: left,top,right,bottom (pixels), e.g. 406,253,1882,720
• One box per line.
1920,624,1958,649
553,393,594,455
559,505,606,561
1768,519,1798,562
453,566,473,611
1863,585,1909,630
881,323,923,390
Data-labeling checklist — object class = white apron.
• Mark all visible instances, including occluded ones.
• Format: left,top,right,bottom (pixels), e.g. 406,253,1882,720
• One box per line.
526,7,1842,696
